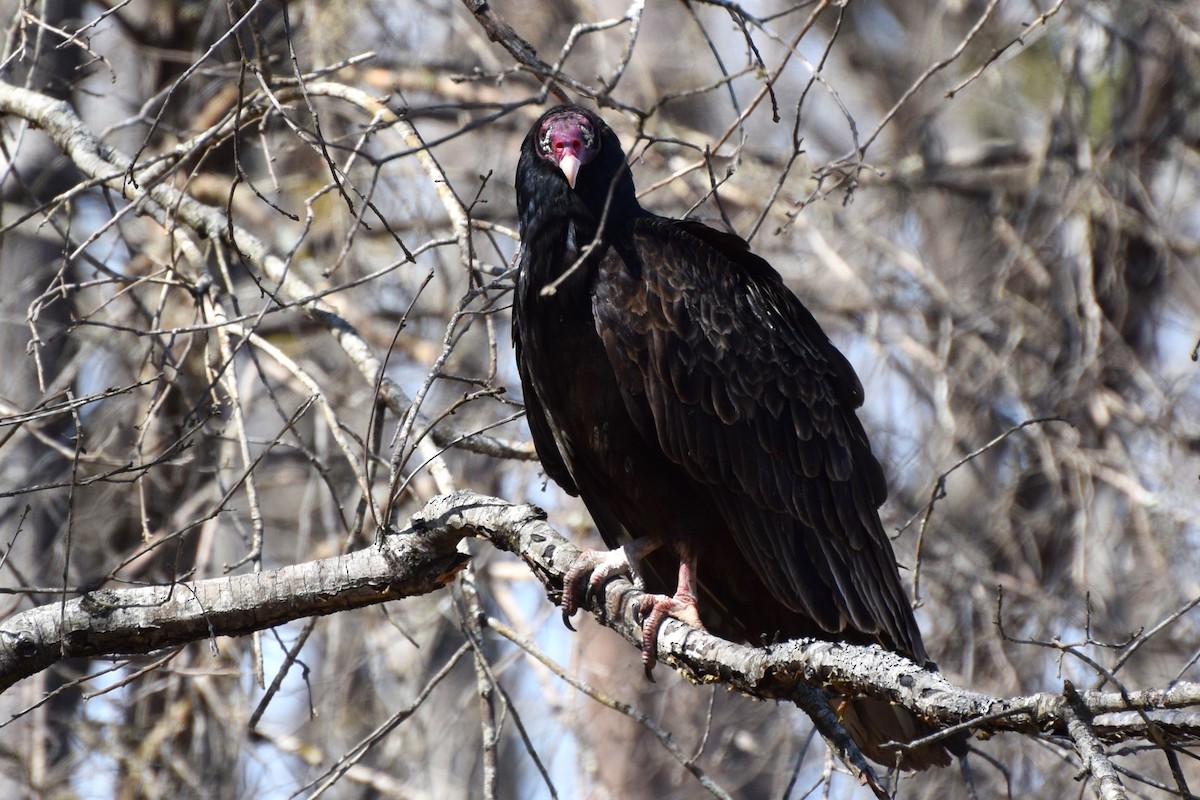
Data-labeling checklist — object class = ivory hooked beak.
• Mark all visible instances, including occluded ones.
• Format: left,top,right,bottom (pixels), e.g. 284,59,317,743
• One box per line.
558,153,581,189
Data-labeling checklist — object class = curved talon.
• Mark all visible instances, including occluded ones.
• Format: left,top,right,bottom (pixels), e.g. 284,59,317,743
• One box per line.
560,547,638,627
640,596,668,676
562,560,592,623
561,548,704,681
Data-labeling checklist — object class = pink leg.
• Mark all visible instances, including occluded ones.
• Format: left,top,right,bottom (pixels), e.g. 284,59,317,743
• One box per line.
637,557,705,677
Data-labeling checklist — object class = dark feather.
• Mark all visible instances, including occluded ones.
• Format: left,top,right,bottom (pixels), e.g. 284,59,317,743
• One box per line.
513,104,962,769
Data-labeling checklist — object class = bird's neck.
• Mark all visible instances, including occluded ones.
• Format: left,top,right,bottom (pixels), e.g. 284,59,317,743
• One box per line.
518,213,597,304
518,181,607,290
516,159,645,298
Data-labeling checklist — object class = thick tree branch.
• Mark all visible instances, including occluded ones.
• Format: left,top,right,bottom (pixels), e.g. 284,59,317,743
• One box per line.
6,488,1200,762
431,491,1200,743
0,521,469,693
4,487,1199,780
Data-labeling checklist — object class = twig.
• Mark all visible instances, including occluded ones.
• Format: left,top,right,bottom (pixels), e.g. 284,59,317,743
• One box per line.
946,0,1069,99
299,642,472,798
1063,681,1129,800
486,615,733,799
793,683,887,798
855,0,1003,157
907,416,1072,602
0,78,535,464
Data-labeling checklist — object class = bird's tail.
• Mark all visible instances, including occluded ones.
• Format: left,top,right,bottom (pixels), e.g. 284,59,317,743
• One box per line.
836,695,968,771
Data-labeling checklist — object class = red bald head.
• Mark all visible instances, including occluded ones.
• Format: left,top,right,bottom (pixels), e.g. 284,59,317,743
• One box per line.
535,108,600,189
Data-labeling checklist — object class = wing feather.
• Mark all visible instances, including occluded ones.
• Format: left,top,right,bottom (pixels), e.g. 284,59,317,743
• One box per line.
593,217,924,659
513,315,579,496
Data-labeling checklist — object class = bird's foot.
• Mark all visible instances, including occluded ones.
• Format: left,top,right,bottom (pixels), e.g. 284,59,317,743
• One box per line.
561,547,643,630
637,589,705,678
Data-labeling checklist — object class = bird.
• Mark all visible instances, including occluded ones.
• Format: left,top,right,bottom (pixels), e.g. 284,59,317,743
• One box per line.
512,103,963,770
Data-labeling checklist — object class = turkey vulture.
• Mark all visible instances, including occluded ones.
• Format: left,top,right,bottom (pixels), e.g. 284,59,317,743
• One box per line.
512,104,962,769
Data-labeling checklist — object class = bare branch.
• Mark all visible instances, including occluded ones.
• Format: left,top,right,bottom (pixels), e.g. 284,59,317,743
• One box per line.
0,77,535,463
0,513,470,694
1063,681,1130,800
5,489,1199,758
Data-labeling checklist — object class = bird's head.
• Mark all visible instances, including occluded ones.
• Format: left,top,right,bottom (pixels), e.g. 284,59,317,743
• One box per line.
534,107,601,189
516,105,642,242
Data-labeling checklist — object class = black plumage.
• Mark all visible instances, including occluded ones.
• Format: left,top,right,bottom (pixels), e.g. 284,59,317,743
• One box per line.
513,104,961,769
